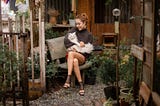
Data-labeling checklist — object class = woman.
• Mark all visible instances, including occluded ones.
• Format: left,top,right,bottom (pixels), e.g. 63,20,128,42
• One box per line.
63,13,93,96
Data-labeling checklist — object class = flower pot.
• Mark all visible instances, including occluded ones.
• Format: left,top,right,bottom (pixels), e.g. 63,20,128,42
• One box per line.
120,99,129,106
120,88,131,99
104,86,120,100
69,19,75,26
62,20,68,25
49,16,57,25
119,88,133,104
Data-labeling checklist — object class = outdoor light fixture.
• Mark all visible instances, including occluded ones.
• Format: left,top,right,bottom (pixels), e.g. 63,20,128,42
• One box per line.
112,8,121,106
112,8,120,34
112,8,121,17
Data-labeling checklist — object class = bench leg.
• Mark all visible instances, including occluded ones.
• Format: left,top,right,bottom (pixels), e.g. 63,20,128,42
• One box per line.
71,74,75,87
71,71,85,87
82,71,85,84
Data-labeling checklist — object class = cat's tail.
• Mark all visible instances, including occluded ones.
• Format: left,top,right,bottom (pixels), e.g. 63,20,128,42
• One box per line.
83,43,94,54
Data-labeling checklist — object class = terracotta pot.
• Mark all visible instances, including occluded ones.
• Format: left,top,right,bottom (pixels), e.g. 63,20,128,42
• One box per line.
120,99,129,106
62,20,68,25
49,16,57,25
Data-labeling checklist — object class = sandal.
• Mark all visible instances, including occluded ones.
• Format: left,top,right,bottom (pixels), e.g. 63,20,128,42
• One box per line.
63,75,71,88
79,82,84,96
63,83,70,88
79,89,85,96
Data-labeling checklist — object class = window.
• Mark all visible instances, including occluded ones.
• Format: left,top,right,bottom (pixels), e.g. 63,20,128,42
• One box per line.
95,0,132,23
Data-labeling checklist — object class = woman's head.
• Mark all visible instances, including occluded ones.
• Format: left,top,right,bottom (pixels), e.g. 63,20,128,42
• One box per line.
75,13,88,31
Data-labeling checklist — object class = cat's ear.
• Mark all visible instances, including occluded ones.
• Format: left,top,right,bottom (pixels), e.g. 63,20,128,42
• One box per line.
73,32,76,35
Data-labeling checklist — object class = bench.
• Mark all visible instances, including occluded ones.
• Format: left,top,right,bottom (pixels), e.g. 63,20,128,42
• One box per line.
46,36,92,87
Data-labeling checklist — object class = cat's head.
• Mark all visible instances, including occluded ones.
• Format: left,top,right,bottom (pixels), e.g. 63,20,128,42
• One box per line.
68,32,76,40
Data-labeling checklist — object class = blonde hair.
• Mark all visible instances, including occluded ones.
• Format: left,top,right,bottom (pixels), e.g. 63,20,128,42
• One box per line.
75,13,88,25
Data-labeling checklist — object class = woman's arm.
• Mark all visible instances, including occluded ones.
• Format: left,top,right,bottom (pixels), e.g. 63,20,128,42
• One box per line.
64,34,75,48
88,33,93,44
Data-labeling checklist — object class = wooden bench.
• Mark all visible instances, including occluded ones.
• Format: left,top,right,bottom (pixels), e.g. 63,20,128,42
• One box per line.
46,36,92,87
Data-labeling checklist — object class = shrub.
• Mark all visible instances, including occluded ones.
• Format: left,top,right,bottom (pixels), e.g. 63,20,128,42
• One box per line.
0,43,22,91
88,49,116,84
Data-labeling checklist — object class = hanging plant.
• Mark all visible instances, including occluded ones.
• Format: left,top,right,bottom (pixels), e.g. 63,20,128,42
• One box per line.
47,9,60,25
47,9,60,17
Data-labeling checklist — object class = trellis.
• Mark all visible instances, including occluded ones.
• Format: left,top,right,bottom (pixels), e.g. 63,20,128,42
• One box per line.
29,0,46,91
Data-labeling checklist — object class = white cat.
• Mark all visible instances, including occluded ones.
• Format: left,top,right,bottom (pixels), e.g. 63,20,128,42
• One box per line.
67,32,93,54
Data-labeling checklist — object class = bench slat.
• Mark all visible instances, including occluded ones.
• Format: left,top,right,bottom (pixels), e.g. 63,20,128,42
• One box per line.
58,61,92,70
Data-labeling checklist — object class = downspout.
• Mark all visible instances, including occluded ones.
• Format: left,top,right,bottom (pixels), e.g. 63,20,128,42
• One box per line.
0,0,2,35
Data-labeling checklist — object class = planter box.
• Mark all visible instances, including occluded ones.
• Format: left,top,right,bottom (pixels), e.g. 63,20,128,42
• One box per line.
28,79,43,100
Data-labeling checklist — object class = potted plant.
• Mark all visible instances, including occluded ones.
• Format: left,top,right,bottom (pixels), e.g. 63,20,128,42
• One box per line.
103,97,113,106
119,88,133,106
69,12,75,26
61,11,68,25
47,9,60,25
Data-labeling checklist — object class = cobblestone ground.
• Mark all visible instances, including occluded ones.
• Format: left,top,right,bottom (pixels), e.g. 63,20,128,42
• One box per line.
29,82,106,106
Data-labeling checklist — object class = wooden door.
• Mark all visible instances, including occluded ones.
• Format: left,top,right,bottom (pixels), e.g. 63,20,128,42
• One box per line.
142,0,156,91
130,1,158,105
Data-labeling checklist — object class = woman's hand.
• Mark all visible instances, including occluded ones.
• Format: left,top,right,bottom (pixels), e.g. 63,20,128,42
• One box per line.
80,41,85,47
72,48,77,52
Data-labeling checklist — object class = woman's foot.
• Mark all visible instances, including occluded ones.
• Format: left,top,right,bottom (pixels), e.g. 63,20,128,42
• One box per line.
63,82,70,88
63,75,71,88
79,89,85,96
79,82,84,96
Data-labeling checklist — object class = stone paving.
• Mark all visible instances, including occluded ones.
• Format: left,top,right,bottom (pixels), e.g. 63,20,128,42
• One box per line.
29,82,106,106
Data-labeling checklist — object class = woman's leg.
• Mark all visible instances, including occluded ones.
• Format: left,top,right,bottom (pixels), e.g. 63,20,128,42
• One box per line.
63,51,74,88
68,51,85,77
73,59,85,96
67,52,75,75
64,51,85,88
73,58,82,82
72,52,85,96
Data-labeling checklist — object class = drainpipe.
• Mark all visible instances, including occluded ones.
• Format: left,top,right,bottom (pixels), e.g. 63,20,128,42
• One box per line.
0,0,2,35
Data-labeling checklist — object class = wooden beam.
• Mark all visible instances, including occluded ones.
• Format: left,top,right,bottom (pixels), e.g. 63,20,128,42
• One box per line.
131,44,144,61
29,9,35,88
0,0,2,34
139,81,151,104
39,0,46,91
152,92,160,106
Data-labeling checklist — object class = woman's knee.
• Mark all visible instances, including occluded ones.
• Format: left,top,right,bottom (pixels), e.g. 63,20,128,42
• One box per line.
73,58,79,66
68,51,74,58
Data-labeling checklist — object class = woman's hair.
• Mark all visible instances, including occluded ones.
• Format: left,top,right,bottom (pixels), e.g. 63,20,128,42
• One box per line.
75,13,88,25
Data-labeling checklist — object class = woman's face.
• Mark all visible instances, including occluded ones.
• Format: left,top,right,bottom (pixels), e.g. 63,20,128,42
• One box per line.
75,19,86,31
